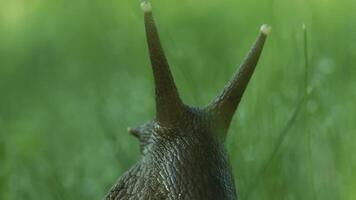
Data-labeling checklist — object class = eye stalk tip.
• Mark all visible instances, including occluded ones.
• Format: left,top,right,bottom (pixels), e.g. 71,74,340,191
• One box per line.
260,24,272,35
127,127,133,133
140,1,152,13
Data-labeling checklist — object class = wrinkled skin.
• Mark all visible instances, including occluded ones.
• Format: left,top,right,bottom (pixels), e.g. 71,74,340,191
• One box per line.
106,108,237,200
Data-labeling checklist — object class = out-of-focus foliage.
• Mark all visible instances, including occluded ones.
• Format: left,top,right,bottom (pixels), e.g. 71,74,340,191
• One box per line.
0,0,355,199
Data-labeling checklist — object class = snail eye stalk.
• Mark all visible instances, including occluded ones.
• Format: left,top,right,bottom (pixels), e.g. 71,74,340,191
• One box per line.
206,25,271,132
141,1,185,127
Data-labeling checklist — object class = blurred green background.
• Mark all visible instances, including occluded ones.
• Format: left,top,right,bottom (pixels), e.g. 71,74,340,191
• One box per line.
0,0,355,199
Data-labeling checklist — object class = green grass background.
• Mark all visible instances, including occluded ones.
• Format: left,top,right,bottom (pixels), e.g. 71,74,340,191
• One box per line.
0,0,355,199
